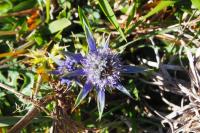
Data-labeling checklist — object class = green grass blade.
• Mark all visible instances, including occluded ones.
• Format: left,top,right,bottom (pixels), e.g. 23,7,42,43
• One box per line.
98,0,127,41
126,0,140,27
141,1,176,21
125,20,142,35
118,25,181,53
78,7,92,31
45,0,50,23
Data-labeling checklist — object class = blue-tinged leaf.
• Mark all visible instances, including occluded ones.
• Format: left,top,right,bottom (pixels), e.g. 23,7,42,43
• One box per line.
97,89,105,120
73,81,93,109
62,69,85,78
78,7,97,53
62,51,84,62
60,78,71,85
103,34,111,49
83,20,97,53
51,70,62,75
121,65,146,74
115,83,132,98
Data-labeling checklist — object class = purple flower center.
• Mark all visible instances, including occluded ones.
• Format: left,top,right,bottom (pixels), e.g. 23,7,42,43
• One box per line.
81,48,121,89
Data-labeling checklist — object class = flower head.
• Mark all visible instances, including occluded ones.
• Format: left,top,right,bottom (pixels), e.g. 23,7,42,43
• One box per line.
52,21,146,119
82,47,121,89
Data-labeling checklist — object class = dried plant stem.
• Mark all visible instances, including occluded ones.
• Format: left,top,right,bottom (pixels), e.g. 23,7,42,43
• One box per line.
150,37,160,68
0,83,28,99
8,106,40,133
15,40,35,51
0,31,17,36
0,8,37,19
0,83,39,106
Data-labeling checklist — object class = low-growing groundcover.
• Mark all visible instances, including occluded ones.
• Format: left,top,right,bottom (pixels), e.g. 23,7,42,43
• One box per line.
0,0,200,133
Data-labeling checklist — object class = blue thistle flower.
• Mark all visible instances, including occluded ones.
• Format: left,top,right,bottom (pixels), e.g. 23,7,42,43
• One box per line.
53,21,146,119
50,53,83,85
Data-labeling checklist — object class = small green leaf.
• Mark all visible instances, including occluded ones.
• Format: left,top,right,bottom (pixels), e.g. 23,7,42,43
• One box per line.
191,0,200,10
34,33,44,46
48,18,71,34
12,0,36,12
0,70,19,88
133,87,139,100
0,0,12,15
20,72,34,96
98,0,127,41
141,1,176,20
